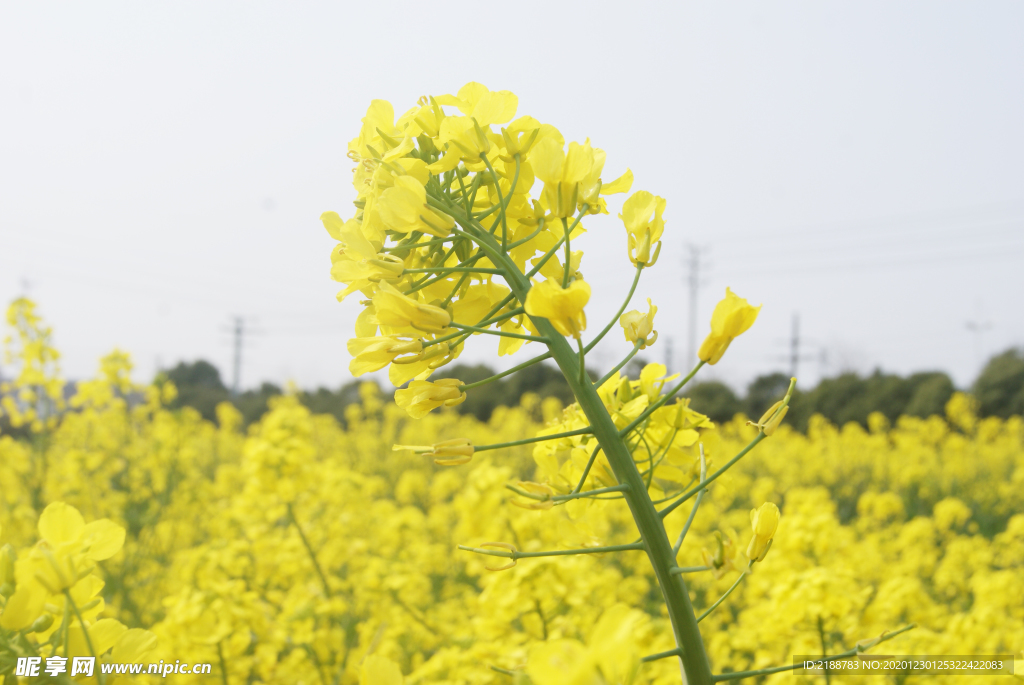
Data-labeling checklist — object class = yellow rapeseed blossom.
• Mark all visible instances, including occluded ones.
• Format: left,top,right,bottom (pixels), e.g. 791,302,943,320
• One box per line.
619,298,658,348
697,287,761,364
746,502,781,563
371,282,452,334
524,279,591,338
620,190,666,266
394,378,466,418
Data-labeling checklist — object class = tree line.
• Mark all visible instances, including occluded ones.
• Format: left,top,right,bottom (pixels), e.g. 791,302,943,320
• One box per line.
157,347,1024,431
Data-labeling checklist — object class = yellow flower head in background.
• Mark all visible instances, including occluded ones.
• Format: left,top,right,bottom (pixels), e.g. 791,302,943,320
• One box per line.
524,279,591,338
698,288,761,365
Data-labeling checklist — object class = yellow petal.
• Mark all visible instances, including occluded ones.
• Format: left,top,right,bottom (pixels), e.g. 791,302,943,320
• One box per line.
111,628,158,663
38,502,85,547
0,581,46,630
360,655,403,685
81,519,125,561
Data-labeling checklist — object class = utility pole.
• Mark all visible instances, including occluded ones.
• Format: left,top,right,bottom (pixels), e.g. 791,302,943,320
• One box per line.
664,336,674,375
771,312,816,380
231,316,243,398
965,320,992,371
790,313,800,378
685,245,705,367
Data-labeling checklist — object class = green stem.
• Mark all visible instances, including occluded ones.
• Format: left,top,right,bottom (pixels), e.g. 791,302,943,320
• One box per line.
562,217,572,287
475,426,593,452
569,443,601,494
642,648,683,663
480,153,509,246
818,615,832,685
507,219,545,249
65,590,105,685
63,599,70,657
448,322,547,342
433,197,715,684
595,342,643,388
459,542,644,560
553,484,628,501
697,570,747,623
525,235,566,279
577,336,586,385
288,504,332,598
584,264,643,353
404,266,505,274
441,271,471,308
218,641,229,685
673,445,707,555
659,434,766,519
711,624,917,682
460,352,552,390
671,566,710,574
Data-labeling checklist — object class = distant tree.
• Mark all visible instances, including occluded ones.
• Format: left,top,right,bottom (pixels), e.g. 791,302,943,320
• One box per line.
744,373,792,422
687,381,743,424
903,372,955,418
300,380,370,426
973,348,1024,418
164,360,230,423
235,382,284,425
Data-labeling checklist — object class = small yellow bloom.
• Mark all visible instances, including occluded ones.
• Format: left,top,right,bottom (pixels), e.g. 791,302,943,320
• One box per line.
360,655,404,685
524,279,591,338
394,379,466,418
372,282,451,334
619,298,658,348
346,336,423,376
746,502,780,563
377,175,455,237
620,190,666,266
697,288,761,365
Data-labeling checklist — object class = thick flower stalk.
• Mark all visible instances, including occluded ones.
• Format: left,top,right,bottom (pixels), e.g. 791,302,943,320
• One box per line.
323,82,911,683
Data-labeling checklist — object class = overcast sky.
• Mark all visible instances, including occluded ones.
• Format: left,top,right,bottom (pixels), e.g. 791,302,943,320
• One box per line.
2,1,1022,394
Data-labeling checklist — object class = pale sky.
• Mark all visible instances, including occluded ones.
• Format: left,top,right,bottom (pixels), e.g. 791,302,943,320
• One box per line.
2,2,1022,394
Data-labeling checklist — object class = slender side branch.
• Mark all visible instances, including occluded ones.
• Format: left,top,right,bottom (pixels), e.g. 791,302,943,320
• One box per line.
65,590,105,685
475,426,593,452
697,569,747,623
642,648,683,664
712,624,917,682
460,352,552,391
660,434,766,519
595,341,643,388
673,444,708,556
585,264,644,353
448,322,547,342
459,542,644,560
288,504,332,598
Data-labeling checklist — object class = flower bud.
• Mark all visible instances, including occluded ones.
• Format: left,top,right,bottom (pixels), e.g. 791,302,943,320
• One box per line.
27,613,54,633
746,503,780,563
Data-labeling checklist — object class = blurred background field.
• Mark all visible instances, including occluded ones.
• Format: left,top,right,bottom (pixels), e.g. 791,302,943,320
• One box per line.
1,302,1021,683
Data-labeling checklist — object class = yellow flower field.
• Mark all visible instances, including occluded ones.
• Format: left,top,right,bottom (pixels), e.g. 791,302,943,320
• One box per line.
1,307,1021,683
